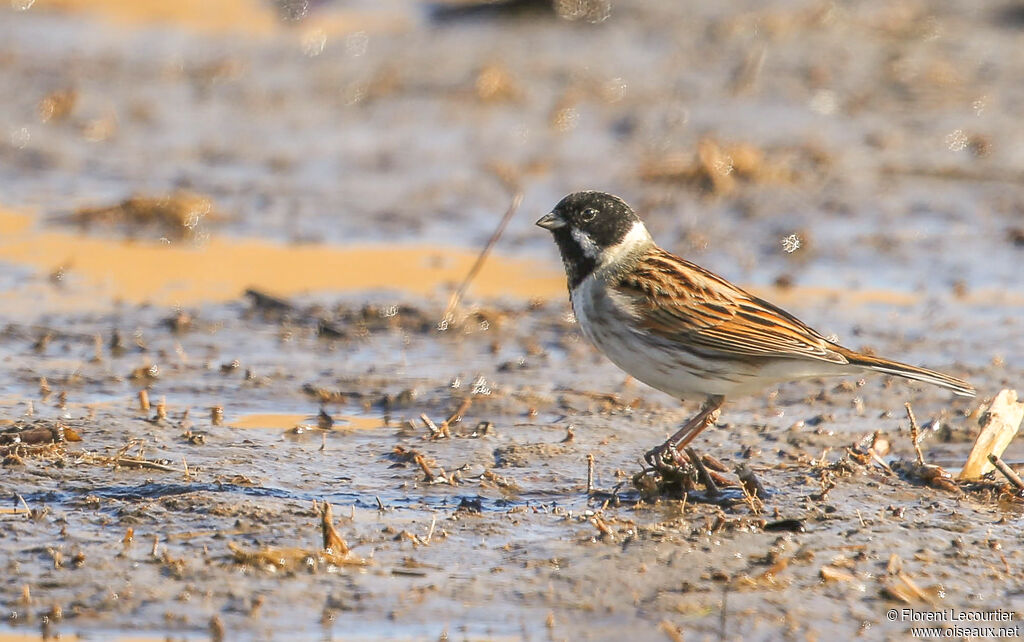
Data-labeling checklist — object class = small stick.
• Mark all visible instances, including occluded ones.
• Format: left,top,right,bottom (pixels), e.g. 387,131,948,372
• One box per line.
138,390,150,412
420,414,442,438
591,515,612,538
320,501,350,555
443,398,472,428
113,439,139,461
701,453,730,473
867,448,895,475
375,496,385,511
182,457,191,481
586,453,595,494
660,620,684,642
988,454,1024,491
904,403,925,465
685,447,719,496
414,454,435,482
425,514,437,544
441,189,523,325
735,464,766,500
15,492,31,519
114,457,179,473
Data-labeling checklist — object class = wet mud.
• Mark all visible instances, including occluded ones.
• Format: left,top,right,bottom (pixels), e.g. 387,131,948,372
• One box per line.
2,1,1024,640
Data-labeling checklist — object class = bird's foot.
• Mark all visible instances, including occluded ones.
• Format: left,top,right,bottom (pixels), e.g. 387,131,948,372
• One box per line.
644,441,689,472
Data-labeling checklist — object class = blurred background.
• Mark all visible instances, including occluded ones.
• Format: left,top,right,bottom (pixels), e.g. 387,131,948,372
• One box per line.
3,3,1024,639
2,0,1022,319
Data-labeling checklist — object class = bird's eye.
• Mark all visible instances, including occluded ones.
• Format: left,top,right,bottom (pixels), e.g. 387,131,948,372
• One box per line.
580,208,598,223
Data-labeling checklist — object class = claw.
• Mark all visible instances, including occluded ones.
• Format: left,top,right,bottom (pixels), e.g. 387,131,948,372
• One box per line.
644,442,685,470
644,396,725,469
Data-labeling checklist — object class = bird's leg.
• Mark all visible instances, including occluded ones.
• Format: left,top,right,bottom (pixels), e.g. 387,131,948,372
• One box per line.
645,396,725,469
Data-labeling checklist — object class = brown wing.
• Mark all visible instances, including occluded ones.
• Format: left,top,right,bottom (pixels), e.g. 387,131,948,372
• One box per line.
614,247,848,363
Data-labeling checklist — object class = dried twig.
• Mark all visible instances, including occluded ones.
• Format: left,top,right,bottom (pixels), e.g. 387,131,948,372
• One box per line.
586,453,595,494
988,454,1024,492
16,493,31,519
735,464,766,500
425,514,437,544
113,457,180,473
441,189,523,324
904,403,925,465
443,398,472,428
414,454,436,482
320,501,350,555
686,447,719,496
420,414,443,439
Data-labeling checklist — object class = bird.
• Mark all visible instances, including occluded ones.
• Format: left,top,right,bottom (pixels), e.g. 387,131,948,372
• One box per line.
536,191,975,467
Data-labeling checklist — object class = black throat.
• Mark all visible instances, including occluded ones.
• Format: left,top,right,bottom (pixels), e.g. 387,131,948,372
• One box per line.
551,228,596,290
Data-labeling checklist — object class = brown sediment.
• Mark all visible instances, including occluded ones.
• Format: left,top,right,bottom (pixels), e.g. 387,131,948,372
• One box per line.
0,210,32,235
228,413,383,431
0,634,183,642
33,0,410,36
0,208,563,312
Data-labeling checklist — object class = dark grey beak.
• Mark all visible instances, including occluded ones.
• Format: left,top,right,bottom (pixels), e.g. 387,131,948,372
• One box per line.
535,212,566,230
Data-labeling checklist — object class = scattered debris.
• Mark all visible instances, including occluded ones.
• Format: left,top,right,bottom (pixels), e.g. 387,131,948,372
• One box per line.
228,501,365,573
820,565,857,583
763,519,805,533
38,88,78,123
637,138,830,195
889,404,963,494
988,454,1024,492
960,389,1023,480
65,192,225,240
735,464,767,500
474,63,523,103
881,571,940,607
1,421,82,447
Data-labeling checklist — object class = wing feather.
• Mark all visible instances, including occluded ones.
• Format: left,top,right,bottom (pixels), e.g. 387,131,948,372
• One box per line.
613,248,848,363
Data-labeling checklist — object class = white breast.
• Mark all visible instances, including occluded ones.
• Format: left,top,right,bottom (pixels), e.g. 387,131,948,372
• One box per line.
570,273,727,399
570,273,853,399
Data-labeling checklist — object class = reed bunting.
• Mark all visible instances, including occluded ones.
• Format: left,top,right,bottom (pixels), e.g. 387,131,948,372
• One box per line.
537,191,975,466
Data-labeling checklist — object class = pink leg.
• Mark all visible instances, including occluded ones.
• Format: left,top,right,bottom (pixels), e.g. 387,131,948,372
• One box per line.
645,396,724,468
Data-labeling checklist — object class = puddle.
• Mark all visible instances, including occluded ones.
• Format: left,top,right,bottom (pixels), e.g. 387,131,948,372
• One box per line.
0,207,564,313
0,632,189,642
229,412,384,431
0,211,32,236
33,0,409,36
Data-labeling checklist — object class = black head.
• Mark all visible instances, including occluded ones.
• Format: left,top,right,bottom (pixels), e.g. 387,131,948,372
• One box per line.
536,191,645,288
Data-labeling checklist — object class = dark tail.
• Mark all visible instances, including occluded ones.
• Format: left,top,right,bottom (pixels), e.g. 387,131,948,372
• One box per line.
834,346,975,397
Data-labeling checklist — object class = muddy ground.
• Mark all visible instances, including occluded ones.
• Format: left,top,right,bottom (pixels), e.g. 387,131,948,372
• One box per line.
2,1,1024,640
